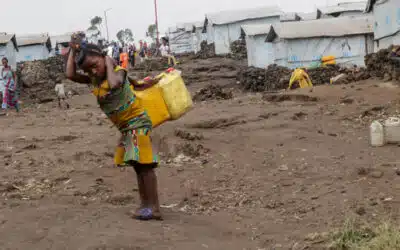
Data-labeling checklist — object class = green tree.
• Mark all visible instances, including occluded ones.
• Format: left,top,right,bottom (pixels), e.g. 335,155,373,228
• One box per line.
87,16,103,42
147,24,157,41
116,29,134,46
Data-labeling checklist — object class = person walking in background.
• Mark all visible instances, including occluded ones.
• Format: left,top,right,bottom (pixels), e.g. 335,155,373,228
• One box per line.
113,43,120,63
119,47,129,69
143,42,149,57
55,81,70,109
139,41,145,63
1,57,19,113
128,44,136,68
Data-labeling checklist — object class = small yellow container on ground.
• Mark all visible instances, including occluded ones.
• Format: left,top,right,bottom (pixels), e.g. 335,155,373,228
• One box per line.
321,55,335,62
132,84,171,128
158,69,193,120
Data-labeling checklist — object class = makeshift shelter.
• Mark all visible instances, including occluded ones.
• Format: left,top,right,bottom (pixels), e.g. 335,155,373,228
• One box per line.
168,23,196,54
0,33,18,70
320,1,367,18
17,34,52,62
192,21,206,54
266,15,374,68
241,24,274,68
365,0,400,51
50,33,72,56
204,6,283,55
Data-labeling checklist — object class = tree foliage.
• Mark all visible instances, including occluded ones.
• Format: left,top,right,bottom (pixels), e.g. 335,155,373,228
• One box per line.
147,24,157,40
116,29,134,46
87,16,103,41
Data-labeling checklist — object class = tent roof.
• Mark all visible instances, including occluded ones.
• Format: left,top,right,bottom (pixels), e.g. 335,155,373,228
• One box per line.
206,5,283,25
319,1,367,15
266,15,373,41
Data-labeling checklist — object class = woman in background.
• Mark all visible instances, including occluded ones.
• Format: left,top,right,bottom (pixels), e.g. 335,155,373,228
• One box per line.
1,57,19,113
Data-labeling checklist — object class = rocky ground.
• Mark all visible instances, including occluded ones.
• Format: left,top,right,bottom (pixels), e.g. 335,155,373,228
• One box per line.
2,53,400,249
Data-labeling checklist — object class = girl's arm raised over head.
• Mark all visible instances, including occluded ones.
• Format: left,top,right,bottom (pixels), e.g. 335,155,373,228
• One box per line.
65,49,91,84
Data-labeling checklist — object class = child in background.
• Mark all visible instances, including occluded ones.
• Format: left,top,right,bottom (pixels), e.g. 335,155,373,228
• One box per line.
54,81,70,109
65,34,162,221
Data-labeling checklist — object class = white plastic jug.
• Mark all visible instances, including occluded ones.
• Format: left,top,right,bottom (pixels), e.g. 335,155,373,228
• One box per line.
384,117,400,143
370,120,385,147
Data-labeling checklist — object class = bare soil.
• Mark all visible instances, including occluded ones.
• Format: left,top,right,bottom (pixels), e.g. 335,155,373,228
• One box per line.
2,58,400,249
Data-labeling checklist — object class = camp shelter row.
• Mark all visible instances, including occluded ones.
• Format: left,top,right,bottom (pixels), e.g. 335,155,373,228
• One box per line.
242,15,374,69
0,33,71,68
167,1,369,57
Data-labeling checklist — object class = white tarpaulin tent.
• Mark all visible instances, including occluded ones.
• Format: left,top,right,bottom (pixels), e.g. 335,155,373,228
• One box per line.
204,5,283,55
168,22,200,54
266,15,374,68
17,34,52,62
0,34,18,70
320,1,367,18
365,0,400,51
241,24,275,68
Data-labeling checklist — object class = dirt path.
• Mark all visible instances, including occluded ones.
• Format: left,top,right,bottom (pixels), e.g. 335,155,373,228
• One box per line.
2,63,400,249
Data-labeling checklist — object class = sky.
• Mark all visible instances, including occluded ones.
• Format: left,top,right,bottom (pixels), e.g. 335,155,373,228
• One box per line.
1,0,349,42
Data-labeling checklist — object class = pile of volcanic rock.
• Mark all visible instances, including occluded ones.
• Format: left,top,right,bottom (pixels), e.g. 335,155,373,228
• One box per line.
18,56,66,103
193,84,233,102
230,39,247,60
195,41,216,59
307,65,370,85
365,45,400,81
237,65,292,92
134,57,169,72
237,63,371,92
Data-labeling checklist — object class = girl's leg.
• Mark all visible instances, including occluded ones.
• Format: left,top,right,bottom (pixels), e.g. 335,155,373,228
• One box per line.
141,167,161,215
135,168,148,209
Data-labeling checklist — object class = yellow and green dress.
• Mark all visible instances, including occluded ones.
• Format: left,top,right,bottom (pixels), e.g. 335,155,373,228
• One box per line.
92,66,158,166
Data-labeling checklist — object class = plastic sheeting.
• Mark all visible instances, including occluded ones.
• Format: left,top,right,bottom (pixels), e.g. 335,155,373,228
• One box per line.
371,0,400,50
212,16,280,55
17,44,50,62
0,42,17,70
169,30,193,54
246,35,274,68
273,34,374,69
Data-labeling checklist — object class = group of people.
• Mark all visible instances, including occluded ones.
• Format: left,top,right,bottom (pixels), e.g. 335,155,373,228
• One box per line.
0,57,19,114
107,41,152,70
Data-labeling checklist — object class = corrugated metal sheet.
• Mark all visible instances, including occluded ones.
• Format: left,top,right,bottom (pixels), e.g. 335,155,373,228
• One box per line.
241,24,272,36
319,1,367,15
275,15,373,39
206,5,283,25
